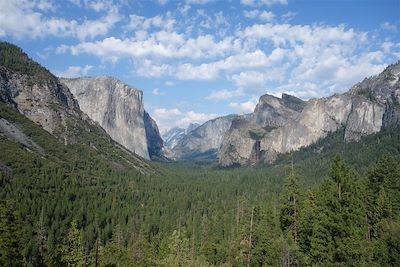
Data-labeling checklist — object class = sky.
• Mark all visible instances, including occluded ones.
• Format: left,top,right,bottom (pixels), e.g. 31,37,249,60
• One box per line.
0,0,399,133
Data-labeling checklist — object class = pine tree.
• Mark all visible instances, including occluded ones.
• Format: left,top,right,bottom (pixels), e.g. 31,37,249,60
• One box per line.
279,163,302,266
60,221,85,267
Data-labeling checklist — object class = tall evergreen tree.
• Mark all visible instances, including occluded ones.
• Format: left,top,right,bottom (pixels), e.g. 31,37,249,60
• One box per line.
60,221,85,267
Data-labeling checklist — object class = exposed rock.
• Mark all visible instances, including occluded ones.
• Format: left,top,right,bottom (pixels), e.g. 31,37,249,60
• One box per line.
61,77,163,160
168,115,238,160
0,66,82,144
219,62,400,166
0,117,45,155
144,111,164,160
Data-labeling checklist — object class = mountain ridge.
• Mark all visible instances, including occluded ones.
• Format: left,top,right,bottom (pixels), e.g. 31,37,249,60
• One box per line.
219,62,400,166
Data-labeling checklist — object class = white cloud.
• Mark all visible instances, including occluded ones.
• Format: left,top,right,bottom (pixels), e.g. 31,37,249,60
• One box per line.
37,0,56,11
244,10,259,19
281,11,296,22
56,65,93,78
229,96,258,113
259,11,275,22
152,88,165,96
243,10,275,21
0,0,120,40
152,108,217,132
240,0,288,7
382,42,394,54
175,63,219,80
135,60,172,78
176,111,217,128
69,0,115,12
128,14,176,32
381,22,397,32
232,71,266,91
230,70,283,94
64,33,239,61
206,89,242,101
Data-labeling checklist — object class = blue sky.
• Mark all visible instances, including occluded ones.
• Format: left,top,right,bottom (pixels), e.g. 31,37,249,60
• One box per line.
0,0,399,133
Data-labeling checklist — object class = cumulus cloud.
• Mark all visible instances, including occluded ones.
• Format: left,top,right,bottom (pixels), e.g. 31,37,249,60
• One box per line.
281,11,296,22
55,65,93,78
229,96,258,113
127,14,176,32
244,10,275,21
47,7,395,102
0,0,120,40
63,33,239,61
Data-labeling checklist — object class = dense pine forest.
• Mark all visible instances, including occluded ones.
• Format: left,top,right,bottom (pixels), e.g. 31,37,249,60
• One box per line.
1,99,399,266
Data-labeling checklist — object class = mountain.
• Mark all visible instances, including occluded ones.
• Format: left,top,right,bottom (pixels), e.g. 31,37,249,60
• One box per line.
219,62,400,167
60,77,164,160
166,115,238,160
0,41,153,173
162,123,200,152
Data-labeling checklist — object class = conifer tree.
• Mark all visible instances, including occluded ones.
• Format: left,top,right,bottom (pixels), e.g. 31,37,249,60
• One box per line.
60,221,85,267
0,201,25,267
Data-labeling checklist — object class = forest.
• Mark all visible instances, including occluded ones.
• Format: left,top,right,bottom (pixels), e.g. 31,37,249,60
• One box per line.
0,99,399,266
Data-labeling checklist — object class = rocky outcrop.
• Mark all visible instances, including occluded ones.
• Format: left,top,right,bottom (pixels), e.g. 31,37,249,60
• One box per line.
167,115,238,160
220,62,400,166
0,117,45,155
0,66,84,144
61,77,163,160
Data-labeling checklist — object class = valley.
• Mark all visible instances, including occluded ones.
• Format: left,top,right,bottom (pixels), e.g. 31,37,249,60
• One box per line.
0,41,399,266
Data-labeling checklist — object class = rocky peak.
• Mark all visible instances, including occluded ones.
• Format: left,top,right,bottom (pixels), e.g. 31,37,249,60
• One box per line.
253,93,302,127
281,93,306,112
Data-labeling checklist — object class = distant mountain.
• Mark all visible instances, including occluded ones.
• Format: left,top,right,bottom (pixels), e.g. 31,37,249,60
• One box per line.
60,77,164,160
162,123,200,151
166,115,238,160
219,62,400,166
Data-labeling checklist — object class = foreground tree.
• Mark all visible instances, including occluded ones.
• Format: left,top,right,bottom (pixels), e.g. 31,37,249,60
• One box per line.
60,221,85,267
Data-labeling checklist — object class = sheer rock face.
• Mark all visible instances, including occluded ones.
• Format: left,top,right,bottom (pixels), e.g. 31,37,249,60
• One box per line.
144,111,164,160
0,66,83,144
61,77,163,160
167,115,238,160
220,63,400,166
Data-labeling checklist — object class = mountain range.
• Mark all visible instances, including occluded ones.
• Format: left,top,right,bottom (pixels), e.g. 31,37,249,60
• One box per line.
1,41,399,168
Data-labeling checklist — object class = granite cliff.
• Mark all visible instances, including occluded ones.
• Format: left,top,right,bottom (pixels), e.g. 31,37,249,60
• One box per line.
219,63,400,166
61,77,163,160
